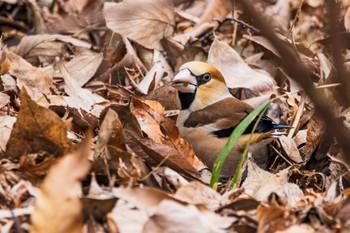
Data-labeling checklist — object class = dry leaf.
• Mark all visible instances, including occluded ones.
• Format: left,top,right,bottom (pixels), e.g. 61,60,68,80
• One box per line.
208,38,276,94
8,52,52,100
279,135,303,163
58,0,89,13
61,66,106,112
31,135,91,233
11,34,91,58
133,98,206,171
198,0,232,25
92,109,133,176
63,52,103,87
242,159,304,206
109,200,149,233
4,89,72,160
0,92,10,110
174,181,224,210
137,50,173,94
144,200,234,233
0,45,11,75
0,116,16,152
103,0,175,50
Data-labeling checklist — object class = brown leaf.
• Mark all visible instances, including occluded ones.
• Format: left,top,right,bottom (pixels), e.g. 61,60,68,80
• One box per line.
7,52,52,100
58,0,89,13
92,109,133,176
345,6,350,32
60,66,106,112
62,52,103,87
208,38,276,94
4,89,72,161
0,116,16,153
0,45,11,75
132,98,206,171
174,181,224,210
198,0,232,25
135,138,199,175
31,134,91,233
11,34,91,58
143,200,234,233
103,0,175,50
242,159,304,206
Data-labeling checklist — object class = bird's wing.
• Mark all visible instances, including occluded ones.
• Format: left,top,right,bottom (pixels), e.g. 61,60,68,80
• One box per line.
183,97,277,138
184,98,252,129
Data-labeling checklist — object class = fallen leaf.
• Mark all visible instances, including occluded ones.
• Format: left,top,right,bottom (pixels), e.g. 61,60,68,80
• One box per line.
174,181,224,210
4,89,72,161
61,66,106,112
279,135,303,163
92,109,134,176
0,116,16,152
11,34,91,58
0,45,11,75
242,159,304,206
0,92,10,109
137,50,173,94
133,98,206,171
208,38,276,94
8,52,52,100
58,0,89,13
144,200,235,233
103,0,175,50
31,135,91,233
62,52,103,87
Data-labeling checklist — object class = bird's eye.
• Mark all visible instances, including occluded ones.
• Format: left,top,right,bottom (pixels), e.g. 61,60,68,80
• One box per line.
202,73,211,82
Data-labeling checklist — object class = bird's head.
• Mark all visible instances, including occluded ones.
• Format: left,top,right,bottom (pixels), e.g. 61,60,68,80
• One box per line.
171,61,230,111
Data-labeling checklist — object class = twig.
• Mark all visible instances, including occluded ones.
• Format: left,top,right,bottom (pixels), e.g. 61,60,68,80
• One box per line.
286,0,304,39
214,17,260,33
287,92,306,138
236,0,350,165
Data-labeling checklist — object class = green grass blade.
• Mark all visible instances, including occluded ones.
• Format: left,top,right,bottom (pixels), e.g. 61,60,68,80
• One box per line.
209,100,271,188
229,104,269,190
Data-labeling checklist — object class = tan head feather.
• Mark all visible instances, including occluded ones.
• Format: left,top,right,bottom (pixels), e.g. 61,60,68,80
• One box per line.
179,61,226,84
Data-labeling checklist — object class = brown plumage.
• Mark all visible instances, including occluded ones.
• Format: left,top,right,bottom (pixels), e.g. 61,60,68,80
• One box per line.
172,61,289,176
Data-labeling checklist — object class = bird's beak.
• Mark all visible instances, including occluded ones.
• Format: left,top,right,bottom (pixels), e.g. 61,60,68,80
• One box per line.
171,69,197,93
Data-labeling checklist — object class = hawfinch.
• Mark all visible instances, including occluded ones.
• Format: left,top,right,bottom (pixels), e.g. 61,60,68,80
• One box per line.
171,61,290,176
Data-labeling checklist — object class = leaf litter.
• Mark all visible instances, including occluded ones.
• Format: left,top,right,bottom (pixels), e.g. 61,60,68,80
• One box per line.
1,0,350,232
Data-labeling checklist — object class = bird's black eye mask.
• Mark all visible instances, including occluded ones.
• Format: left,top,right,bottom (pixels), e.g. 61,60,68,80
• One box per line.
185,69,212,86
196,73,212,86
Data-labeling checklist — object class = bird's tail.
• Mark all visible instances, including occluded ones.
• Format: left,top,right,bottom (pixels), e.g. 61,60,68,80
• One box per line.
272,124,294,130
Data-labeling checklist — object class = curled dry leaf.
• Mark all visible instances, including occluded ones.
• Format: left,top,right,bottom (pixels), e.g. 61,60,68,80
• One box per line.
7,52,52,100
61,66,106,113
208,38,276,95
31,134,91,233
103,0,175,50
174,181,224,210
92,109,137,179
0,44,11,75
198,0,232,25
242,159,304,206
133,100,166,144
11,34,91,58
132,98,206,171
4,89,72,161
279,135,303,163
58,0,89,13
62,51,103,87
137,50,173,94
0,116,16,152
144,200,235,233
0,92,10,110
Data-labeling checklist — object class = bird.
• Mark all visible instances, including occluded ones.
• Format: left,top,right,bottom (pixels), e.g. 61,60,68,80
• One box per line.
171,61,291,176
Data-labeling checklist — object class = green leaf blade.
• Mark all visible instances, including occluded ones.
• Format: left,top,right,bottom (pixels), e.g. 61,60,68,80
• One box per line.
210,100,271,188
